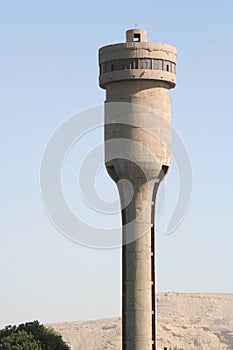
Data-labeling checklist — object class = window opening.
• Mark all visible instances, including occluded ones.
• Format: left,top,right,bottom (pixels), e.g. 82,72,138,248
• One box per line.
133,33,141,42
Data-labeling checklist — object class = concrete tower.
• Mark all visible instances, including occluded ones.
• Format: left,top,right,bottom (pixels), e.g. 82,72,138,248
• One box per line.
99,29,177,350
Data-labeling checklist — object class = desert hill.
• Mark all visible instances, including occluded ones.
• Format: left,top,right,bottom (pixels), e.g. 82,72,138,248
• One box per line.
49,293,233,350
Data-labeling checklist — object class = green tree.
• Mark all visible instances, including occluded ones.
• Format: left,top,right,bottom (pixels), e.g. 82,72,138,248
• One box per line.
0,329,41,350
0,321,70,350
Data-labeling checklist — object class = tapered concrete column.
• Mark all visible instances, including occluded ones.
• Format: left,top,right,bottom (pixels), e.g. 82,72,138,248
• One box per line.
118,179,158,350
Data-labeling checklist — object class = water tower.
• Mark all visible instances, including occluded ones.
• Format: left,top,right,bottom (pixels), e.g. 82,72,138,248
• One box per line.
99,28,177,350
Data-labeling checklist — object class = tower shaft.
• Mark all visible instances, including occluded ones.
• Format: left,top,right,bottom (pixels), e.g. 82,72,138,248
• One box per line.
120,180,157,349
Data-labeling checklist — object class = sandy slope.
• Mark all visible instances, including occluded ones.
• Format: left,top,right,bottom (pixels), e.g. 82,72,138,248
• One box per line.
49,293,233,350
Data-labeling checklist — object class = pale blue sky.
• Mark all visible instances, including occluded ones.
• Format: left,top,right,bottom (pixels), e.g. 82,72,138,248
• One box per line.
0,0,233,328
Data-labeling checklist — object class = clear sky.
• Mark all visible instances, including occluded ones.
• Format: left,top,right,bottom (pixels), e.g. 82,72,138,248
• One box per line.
0,0,233,328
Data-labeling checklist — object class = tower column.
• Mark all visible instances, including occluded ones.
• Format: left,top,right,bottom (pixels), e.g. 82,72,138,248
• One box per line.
118,179,158,350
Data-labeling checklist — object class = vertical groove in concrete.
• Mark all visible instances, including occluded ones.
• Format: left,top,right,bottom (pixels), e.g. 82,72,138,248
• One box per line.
151,223,156,350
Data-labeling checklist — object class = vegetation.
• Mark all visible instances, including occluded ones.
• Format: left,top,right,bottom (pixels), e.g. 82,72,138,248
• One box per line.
0,330,41,350
0,321,70,350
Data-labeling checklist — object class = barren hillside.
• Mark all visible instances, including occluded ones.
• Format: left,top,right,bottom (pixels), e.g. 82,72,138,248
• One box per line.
49,293,233,350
